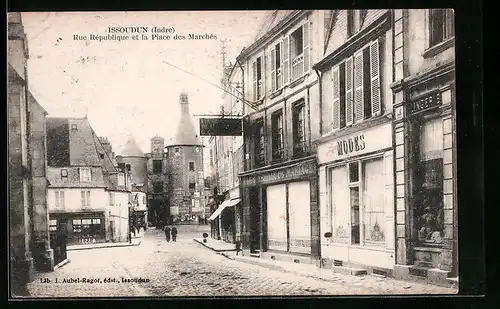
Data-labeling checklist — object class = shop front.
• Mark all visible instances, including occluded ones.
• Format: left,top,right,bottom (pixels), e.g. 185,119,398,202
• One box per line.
49,212,106,245
239,158,319,261
317,119,395,273
392,64,457,282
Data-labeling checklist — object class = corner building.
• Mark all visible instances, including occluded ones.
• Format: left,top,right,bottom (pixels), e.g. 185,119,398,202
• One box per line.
238,10,325,263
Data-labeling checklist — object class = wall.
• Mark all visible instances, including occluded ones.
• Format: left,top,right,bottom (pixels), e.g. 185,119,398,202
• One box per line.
406,9,455,77
48,188,107,212
122,156,148,188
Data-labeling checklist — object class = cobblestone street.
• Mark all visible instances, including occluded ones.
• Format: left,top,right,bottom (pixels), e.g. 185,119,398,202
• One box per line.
26,225,457,297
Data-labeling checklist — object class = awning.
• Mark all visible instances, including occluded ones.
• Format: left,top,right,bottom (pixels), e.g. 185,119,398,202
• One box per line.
207,198,240,221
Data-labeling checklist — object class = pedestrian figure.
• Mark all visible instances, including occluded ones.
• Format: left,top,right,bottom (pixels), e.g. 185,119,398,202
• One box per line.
164,225,171,242
171,226,178,242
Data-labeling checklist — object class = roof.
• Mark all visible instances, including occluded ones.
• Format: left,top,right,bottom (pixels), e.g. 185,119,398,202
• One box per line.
167,95,203,146
120,135,144,157
252,10,296,43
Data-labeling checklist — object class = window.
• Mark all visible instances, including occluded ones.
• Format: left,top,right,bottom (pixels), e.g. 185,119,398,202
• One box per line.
118,173,125,186
61,169,68,178
290,23,310,80
99,153,105,159
81,190,91,208
413,118,444,246
174,147,180,154
54,191,65,209
49,219,57,231
153,160,162,174
254,118,265,166
79,168,91,182
362,159,386,244
271,110,284,160
108,192,115,206
126,164,131,172
332,39,381,130
252,56,263,100
347,10,367,37
71,124,78,131
293,102,306,155
270,43,283,92
153,181,163,193
189,182,196,190
143,196,147,204
348,162,360,245
117,163,125,171
189,161,195,171
72,219,82,233
429,9,454,47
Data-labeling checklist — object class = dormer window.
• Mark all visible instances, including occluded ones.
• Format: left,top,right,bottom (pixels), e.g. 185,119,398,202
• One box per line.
79,168,91,182
118,173,125,186
61,169,68,178
99,153,105,159
347,10,368,37
71,124,78,131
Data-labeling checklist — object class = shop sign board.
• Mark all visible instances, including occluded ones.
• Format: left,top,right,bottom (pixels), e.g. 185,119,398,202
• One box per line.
318,122,392,164
240,159,316,187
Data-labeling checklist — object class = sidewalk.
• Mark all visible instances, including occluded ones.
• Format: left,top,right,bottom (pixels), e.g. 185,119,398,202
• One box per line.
67,238,142,251
214,251,458,294
193,238,236,252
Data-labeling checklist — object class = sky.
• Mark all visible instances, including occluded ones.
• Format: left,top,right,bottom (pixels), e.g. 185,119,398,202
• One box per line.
22,11,268,160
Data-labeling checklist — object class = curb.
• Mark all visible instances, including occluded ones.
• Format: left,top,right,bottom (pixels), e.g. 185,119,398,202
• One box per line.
193,238,236,252
54,259,70,270
67,241,141,251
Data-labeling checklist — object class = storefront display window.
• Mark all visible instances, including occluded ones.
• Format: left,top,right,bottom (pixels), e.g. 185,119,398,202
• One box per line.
413,118,444,246
362,159,385,244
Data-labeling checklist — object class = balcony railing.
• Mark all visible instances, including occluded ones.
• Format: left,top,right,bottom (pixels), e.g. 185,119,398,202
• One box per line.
291,53,304,81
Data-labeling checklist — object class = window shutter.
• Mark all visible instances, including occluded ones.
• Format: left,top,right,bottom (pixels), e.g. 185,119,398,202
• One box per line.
303,22,310,73
353,51,364,123
345,57,354,126
270,47,276,92
282,36,290,85
61,191,65,208
55,191,59,208
86,191,91,207
332,66,340,130
370,39,381,116
78,167,82,181
252,61,257,100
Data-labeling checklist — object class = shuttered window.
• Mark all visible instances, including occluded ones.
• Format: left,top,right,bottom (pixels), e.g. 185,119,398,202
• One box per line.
332,66,340,130
81,190,91,208
303,21,310,73
345,57,354,125
55,191,65,209
270,47,276,92
353,52,364,123
370,40,381,116
282,36,290,85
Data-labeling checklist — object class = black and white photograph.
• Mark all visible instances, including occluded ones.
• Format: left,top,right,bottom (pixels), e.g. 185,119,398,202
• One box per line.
8,9,460,298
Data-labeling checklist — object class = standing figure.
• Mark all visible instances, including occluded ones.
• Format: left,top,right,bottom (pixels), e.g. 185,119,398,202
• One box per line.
171,226,178,242
164,225,171,242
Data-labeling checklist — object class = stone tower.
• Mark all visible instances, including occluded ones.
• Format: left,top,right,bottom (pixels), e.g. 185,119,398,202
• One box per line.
146,135,168,226
165,93,204,220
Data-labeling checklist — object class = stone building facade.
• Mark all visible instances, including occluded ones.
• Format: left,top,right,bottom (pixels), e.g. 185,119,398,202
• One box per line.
8,12,54,295
237,10,325,262
390,9,457,285
313,9,396,273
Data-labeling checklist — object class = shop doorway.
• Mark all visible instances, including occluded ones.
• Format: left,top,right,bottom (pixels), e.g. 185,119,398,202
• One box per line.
249,188,261,253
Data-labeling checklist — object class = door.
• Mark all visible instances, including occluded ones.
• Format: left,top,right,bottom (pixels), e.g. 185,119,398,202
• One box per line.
249,187,261,253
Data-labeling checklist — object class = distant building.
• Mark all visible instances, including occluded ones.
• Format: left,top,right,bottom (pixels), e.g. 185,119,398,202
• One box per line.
46,117,131,245
116,135,148,227
165,93,205,220
145,135,168,227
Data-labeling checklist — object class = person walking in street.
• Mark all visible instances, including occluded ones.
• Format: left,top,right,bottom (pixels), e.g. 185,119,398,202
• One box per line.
171,226,178,242
164,225,171,242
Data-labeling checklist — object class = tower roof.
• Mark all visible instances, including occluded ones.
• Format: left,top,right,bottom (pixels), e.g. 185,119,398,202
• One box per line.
120,135,144,157
167,93,203,146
